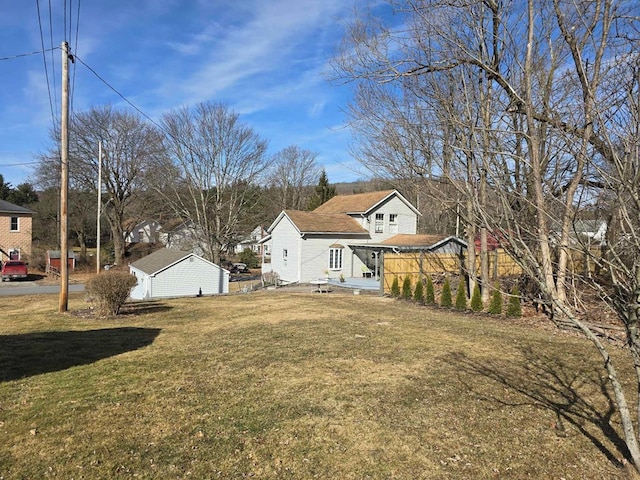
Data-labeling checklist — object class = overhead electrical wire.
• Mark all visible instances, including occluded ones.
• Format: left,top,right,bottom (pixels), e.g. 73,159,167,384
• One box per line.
35,0,57,127
74,56,216,163
70,0,81,115
47,0,58,117
74,55,165,132
0,48,56,61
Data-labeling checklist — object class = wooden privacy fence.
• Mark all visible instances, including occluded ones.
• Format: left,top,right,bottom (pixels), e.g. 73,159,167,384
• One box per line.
382,249,523,293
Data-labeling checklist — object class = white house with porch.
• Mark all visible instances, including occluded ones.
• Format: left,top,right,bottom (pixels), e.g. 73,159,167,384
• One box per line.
263,190,421,284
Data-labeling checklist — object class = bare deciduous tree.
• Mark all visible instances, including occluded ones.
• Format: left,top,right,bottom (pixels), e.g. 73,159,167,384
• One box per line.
36,105,165,265
268,145,320,211
154,102,269,264
334,0,640,470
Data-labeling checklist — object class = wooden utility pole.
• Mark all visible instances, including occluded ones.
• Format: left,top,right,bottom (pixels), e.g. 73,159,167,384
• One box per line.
96,141,102,274
59,41,70,313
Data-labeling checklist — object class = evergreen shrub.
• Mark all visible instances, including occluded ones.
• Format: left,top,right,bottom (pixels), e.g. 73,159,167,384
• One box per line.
440,278,452,308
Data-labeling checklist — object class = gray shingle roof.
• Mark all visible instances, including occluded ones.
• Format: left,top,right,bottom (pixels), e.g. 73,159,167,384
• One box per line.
129,248,191,275
0,199,33,214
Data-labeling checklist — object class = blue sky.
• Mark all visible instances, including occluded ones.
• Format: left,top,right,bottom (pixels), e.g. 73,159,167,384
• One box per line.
0,0,390,188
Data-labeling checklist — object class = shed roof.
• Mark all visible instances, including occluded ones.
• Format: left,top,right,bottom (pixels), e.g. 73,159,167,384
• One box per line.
282,210,368,234
129,248,193,275
47,250,77,259
0,199,33,215
381,234,450,247
352,234,467,252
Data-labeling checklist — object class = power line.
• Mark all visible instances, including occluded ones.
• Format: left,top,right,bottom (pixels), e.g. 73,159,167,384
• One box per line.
74,55,164,131
0,48,57,61
0,161,41,167
73,56,215,169
47,0,58,116
35,0,57,127
70,0,81,114
63,0,67,43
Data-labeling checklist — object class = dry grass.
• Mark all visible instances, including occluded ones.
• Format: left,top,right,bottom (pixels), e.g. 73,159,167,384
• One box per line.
0,290,637,478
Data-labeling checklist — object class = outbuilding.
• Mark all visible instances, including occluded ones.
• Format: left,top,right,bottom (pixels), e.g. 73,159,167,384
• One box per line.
129,248,229,300
46,250,76,274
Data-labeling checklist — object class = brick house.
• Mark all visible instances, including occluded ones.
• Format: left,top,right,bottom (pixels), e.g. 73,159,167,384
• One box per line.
0,199,33,261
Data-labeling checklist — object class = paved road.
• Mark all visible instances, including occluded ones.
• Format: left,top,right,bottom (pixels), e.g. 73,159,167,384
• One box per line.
0,281,85,296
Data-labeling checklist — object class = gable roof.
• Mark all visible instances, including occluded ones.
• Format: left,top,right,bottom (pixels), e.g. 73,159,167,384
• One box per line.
129,248,193,275
313,189,420,216
0,199,33,215
276,210,368,235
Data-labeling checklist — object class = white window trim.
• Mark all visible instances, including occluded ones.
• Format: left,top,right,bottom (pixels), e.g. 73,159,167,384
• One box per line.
10,216,19,232
389,214,398,234
328,247,343,270
374,213,384,234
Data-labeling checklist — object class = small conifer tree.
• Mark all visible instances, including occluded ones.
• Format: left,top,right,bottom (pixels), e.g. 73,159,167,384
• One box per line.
440,277,452,308
488,283,503,314
413,279,424,303
390,276,400,297
455,280,467,310
425,276,435,305
470,283,483,312
507,284,522,317
401,276,412,300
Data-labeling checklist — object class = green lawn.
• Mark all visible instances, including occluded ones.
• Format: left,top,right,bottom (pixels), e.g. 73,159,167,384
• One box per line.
0,291,635,478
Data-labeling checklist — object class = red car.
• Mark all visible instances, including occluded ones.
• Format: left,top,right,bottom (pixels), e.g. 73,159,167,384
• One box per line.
1,260,28,281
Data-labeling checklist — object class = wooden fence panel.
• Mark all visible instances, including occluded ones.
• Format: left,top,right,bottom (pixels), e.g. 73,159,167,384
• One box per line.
383,249,523,293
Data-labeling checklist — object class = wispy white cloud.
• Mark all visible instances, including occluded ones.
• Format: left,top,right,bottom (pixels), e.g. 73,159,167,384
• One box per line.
0,0,374,185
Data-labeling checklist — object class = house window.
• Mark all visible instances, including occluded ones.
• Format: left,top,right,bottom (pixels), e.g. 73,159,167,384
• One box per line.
375,213,384,233
329,247,343,270
389,214,398,234
10,216,18,231
283,249,288,262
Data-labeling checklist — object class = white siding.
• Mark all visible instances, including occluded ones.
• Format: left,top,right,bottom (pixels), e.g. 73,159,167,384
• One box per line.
363,196,417,242
269,217,302,283
126,221,160,243
129,256,229,300
129,267,147,299
298,236,367,283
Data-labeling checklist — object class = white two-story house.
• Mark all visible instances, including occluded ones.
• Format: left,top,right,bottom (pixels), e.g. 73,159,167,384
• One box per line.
265,190,420,284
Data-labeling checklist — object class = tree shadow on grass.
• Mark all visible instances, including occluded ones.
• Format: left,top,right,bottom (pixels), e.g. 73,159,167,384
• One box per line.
447,347,629,468
0,327,161,382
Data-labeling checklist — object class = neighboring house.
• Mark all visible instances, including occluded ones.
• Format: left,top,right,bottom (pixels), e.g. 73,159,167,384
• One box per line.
549,219,608,246
265,190,422,284
234,225,270,257
125,220,161,244
157,220,204,256
129,248,229,300
0,199,33,262
573,220,607,245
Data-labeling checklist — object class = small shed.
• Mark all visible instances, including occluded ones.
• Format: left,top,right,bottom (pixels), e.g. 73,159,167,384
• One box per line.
129,248,229,300
46,250,76,274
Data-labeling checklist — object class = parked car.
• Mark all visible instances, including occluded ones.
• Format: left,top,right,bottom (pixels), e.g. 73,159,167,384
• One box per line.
1,260,28,281
230,262,249,274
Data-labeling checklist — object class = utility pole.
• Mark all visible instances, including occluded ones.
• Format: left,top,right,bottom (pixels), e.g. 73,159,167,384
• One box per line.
59,41,70,313
96,141,102,274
